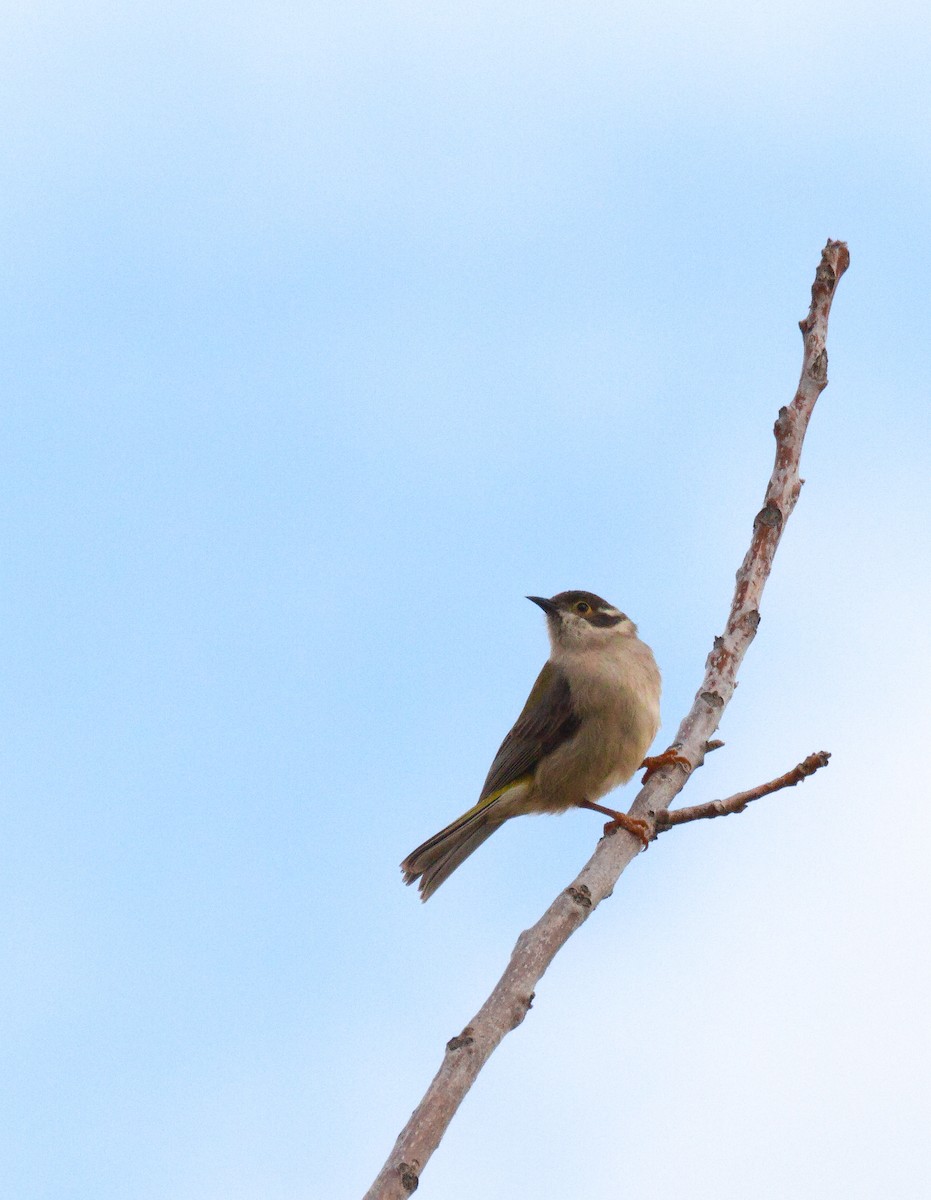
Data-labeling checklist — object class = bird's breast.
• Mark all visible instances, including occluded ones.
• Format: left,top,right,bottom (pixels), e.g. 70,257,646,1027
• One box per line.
534,638,661,808
562,640,660,725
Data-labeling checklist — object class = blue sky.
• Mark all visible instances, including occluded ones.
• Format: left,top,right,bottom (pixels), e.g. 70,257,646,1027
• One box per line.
2,3,930,1197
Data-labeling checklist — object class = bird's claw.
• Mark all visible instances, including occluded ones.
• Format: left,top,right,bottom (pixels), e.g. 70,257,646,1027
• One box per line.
579,798,652,850
602,813,652,850
640,748,692,785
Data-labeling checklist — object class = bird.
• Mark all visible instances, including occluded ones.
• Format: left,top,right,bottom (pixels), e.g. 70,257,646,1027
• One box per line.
401,590,675,900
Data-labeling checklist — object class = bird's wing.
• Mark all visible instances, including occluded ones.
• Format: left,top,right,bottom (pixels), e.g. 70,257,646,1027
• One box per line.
479,660,580,802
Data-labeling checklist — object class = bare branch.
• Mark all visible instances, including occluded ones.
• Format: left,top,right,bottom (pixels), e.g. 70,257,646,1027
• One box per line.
364,241,848,1200
656,751,831,830
631,239,849,827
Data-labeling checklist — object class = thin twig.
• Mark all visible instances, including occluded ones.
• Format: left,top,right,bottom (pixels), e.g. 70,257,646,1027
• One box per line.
656,751,831,830
364,241,848,1200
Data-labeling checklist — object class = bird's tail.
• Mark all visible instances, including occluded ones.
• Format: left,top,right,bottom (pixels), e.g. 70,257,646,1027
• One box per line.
401,798,507,900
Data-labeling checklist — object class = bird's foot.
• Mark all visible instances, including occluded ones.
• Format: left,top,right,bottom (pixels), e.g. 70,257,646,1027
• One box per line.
579,800,652,849
640,748,692,785
603,812,652,848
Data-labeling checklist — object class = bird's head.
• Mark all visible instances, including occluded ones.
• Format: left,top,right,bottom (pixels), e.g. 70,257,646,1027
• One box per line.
527,590,636,652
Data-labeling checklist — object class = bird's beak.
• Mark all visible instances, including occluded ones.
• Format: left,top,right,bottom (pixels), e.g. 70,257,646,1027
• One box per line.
527,595,560,617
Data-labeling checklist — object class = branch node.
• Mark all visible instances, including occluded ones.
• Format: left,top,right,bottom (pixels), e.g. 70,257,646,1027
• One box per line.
800,750,832,774
508,996,534,1030
700,690,724,709
566,884,592,909
754,502,783,529
808,347,829,383
397,1163,420,1194
446,1028,475,1053
705,739,725,753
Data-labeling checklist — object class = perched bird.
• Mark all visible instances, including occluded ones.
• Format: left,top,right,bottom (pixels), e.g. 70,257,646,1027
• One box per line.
402,590,672,900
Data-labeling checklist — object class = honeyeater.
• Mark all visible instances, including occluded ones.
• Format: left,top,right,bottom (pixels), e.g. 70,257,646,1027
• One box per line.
401,590,671,900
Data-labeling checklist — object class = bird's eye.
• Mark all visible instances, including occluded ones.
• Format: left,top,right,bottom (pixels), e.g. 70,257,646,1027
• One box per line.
575,601,590,614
